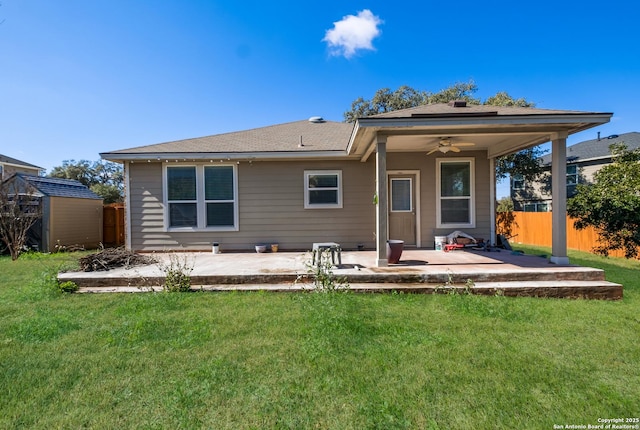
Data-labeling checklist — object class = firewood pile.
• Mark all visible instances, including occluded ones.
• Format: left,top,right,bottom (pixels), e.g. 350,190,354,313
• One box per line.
78,247,156,272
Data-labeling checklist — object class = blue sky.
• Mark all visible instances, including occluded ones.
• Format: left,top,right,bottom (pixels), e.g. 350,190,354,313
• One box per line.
1,1,638,197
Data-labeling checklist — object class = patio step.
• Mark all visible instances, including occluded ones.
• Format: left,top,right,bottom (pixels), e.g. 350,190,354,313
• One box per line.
63,268,607,290
77,280,623,300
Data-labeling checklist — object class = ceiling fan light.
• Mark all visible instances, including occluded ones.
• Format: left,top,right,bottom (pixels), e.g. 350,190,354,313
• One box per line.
439,146,451,153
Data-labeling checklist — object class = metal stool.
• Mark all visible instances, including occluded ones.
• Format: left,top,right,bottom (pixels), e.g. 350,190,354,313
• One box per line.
312,242,342,266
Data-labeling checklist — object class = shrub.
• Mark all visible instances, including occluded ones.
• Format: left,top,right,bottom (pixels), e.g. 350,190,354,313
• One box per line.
157,254,194,292
58,280,79,293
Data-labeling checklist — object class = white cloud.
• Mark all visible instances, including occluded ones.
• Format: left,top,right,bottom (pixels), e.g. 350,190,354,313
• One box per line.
323,9,382,59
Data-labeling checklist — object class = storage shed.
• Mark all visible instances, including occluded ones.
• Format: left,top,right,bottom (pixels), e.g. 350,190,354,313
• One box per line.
7,174,104,252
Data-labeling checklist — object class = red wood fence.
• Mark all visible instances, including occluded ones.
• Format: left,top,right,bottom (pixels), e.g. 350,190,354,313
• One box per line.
496,211,635,258
103,204,125,247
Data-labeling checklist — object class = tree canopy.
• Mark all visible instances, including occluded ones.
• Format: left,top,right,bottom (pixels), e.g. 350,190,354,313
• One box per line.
49,160,123,204
567,143,640,258
343,81,546,181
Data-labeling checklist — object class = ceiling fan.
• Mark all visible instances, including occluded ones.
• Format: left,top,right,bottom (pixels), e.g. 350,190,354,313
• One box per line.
426,137,475,155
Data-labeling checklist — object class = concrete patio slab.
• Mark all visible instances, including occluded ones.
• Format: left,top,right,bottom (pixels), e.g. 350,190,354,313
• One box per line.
58,249,623,299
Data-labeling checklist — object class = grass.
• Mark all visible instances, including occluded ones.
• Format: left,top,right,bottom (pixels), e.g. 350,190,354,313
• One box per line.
0,249,638,429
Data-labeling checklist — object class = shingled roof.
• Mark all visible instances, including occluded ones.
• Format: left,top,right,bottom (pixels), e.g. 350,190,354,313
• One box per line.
540,131,640,165
368,103,587,119
16,174,102,200
0,154,42,170
102,119,355,157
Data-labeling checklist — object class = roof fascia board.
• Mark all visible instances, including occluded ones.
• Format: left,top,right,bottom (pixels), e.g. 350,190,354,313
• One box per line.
356,113,613,128
101,150,352,163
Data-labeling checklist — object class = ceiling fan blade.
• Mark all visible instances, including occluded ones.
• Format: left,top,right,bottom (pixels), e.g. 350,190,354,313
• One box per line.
426,148,439,155
450,146,461,153
451,142,475,147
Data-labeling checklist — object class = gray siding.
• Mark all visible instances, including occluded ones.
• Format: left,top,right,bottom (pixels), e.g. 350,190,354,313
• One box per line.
388,151,491,247
128,161,376,251
128,153,493,252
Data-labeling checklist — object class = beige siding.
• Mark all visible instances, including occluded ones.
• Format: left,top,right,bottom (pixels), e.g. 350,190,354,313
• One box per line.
48,197,103,251
128,161,376,251
388,151,492,247
128,154,493,252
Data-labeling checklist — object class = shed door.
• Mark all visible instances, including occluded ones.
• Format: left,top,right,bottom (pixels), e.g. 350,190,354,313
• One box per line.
389,175,416,246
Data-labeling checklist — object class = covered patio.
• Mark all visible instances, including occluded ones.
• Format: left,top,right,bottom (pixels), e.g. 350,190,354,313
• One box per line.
59,248,622,299
347,102,613,266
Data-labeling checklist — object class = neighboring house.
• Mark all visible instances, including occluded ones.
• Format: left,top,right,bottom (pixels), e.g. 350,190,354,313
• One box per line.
101,102,612,266
0,154,43,180
511,131,640,211
2,174,104,252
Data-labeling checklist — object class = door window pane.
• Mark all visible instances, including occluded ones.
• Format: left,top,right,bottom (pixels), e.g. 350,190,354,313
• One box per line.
391,178,412,211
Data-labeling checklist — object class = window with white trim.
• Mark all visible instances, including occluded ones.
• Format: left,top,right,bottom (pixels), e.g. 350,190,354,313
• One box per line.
437,159,475,228
304,170,342,209
566,164,578,186
511,174,525,190
165,164,238,230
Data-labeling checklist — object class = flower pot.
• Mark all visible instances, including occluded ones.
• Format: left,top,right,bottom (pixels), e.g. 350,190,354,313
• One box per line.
255,245,267,253
387,240,404,264
271,244,279,252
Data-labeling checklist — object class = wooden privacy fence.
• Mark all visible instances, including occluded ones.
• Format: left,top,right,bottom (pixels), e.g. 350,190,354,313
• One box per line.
496,211,635,258
103,204,125,247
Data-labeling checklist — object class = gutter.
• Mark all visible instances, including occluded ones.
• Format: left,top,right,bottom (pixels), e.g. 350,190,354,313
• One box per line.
100,150,353,163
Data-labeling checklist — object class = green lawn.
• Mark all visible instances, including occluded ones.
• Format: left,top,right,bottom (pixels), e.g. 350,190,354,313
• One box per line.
0,249,638,429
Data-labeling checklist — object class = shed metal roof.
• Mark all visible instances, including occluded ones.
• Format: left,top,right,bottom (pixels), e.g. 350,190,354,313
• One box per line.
17,174,103,200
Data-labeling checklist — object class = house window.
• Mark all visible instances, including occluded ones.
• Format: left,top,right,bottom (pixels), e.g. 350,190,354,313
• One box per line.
167,166,197,228
512,174,525,190
304,170,342,209
165,164,238,230
204,166,235,227
566,165,578,186
523,202,550,212
437,159,475,228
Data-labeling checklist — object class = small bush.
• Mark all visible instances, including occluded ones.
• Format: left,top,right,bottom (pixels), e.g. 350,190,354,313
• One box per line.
157,254,194,292
58,281,78,293
296,249,349,292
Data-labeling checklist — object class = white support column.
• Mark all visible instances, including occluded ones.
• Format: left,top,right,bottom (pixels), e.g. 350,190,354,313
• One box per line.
489,157,496,246
550,133,569,265
124,161,132,251
376,134,388,267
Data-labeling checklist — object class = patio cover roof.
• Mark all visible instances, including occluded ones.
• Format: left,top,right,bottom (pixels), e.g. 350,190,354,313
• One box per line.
348,103,613,160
